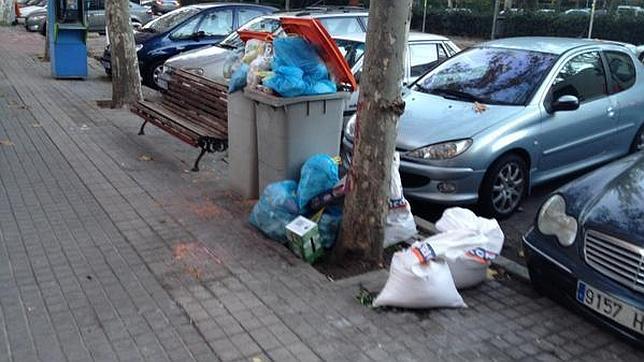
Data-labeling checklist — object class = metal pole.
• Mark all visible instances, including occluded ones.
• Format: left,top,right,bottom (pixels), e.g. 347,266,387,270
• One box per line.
285,0,290,11
491,0,500,40
422,0,428,33
588,0,596,38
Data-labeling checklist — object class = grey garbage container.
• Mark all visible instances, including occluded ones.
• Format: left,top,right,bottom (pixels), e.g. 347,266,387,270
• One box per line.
244,89,349,192
228,91,259,199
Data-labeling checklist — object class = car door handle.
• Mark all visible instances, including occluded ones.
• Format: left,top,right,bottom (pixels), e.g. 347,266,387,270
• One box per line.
607,107,615,118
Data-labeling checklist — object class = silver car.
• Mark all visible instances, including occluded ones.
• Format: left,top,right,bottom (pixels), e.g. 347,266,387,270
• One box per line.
343,37,644,218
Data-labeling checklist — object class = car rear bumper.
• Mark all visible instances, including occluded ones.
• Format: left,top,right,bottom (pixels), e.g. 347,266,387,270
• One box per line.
523,234,644,346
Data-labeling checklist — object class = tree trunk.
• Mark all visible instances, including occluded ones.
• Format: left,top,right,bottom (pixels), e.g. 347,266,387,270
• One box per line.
0,0,16,25
504,0,513,10
106,0,142,108
336,0,412,264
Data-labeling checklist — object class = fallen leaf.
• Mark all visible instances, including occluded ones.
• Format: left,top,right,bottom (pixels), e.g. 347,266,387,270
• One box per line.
31,123,42,128
138,155,153,161
518,250,525,258
486,268,499,280
474,102,487,113
0,140,14,146
252,357,263,362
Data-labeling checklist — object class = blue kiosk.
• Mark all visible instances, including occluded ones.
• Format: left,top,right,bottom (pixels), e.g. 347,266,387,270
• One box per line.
48,0,88,78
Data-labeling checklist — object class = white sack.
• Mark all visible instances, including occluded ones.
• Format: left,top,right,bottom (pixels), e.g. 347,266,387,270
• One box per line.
373,248,466,309
384,152,417,248
425,207,504,289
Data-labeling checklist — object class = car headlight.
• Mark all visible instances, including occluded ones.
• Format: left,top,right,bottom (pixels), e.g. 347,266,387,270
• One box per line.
537,194,578,246
345,115,357,140
135,44,143,52
31,15,45,21
185,67,204,76
406,139,472,160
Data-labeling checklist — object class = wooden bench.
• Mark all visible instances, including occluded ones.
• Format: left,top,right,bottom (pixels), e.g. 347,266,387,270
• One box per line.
131,69,228,171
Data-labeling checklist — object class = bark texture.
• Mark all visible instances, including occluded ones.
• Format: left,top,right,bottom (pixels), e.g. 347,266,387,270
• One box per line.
336,0,412,264
106,0,142,108
0,0,15,25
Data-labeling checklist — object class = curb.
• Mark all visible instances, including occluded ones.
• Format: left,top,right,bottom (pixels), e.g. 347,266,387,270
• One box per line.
413,215,531,284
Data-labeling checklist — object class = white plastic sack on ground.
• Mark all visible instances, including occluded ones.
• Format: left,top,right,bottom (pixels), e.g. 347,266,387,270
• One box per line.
424,207,504,289
373,247,466,309
384,152,417,248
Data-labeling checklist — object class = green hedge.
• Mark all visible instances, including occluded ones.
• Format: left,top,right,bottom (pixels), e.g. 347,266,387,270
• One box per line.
413,11,644,45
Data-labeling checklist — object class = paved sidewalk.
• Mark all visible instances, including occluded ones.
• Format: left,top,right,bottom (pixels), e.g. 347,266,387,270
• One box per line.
0,27,643,362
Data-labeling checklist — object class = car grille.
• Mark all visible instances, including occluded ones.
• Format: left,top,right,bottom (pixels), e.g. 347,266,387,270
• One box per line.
584,229,644,293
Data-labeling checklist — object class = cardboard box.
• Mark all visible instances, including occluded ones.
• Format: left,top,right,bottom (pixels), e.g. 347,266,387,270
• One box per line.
286,216,324,263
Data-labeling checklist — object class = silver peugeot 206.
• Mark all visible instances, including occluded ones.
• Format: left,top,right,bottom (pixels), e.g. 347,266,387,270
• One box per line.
343,37,644,218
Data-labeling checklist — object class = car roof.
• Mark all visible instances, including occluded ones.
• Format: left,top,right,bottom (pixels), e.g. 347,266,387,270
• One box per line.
333,32,449,43
477,36,629,55
188,3,277,10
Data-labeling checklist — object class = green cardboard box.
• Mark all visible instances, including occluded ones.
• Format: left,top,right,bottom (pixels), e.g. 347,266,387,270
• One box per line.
286,216,324,264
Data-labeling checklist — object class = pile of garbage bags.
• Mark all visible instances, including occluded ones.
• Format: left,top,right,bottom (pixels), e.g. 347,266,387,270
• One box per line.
229,36,338,97
249,154,343,249
374,207,505,309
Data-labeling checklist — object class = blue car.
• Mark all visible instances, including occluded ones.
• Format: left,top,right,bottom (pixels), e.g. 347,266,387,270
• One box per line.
343,37,644,218
523,152,644,345
100,3,276,88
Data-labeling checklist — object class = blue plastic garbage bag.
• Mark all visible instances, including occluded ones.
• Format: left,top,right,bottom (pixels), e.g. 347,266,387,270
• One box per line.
228,63,249,93
250,181,300,243
263,66,306,98
297,155,339,211
318,206,342,249
264,37,337,97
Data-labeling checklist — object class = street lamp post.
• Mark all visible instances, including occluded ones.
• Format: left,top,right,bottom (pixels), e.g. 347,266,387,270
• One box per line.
588,0,596,38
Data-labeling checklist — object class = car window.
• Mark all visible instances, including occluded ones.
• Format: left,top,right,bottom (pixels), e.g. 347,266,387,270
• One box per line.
143,7,200,33
318,17,363,36
219,17,280,49
334,39,366,69
196,9,233,37
409,43,448,78
604,51,636,94
550,52,606,103
415,47,558,106
170,15,201,40
238,8,266,26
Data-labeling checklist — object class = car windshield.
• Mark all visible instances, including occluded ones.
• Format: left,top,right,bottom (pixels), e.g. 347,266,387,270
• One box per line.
141,7,200,33
334,38,365,68
219,17,281,49
414,47,558,106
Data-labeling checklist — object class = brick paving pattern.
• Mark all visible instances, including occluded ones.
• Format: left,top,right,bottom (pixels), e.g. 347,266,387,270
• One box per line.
0,27,642,361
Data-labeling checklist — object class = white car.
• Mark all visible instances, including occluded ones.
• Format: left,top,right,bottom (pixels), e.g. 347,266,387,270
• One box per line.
158,8,369,88
336,32,460,115
17,0,47,20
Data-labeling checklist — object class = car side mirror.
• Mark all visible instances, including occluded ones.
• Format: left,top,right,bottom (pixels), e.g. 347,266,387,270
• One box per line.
551,95,579,112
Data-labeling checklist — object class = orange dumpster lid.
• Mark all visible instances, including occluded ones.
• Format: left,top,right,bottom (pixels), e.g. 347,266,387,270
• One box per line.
280,17,357,92
237,30,274,43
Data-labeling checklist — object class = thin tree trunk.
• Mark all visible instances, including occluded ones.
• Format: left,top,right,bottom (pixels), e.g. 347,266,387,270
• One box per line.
0,0,16,25
336,0,412,264
106,0,142,108
44,29,50,61
503,0,513,10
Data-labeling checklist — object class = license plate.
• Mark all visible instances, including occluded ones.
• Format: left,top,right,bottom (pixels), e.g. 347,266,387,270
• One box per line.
577,281,644,335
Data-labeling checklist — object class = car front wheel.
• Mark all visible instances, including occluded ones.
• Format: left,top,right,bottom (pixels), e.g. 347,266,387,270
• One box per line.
144,61,165,90
479,153,527,219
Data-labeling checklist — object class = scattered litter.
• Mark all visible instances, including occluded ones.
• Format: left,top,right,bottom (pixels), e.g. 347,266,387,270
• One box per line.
286,216,324,264
356,285,376,307
0,140,14,146
31,123,42,128
297,154,339,211
138,155,153,161
80,124,90,131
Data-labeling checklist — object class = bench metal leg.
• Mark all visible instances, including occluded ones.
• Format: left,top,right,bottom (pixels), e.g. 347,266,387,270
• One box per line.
192,147,207,172
138,121,148,135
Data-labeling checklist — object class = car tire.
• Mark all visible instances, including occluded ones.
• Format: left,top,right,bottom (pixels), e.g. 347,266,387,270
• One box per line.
144,60,165,90
479,153,528,219
630,125,644,153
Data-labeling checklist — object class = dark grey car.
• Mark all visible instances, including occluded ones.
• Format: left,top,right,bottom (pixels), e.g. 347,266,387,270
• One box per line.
25,9,47,32
86,0,154,32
